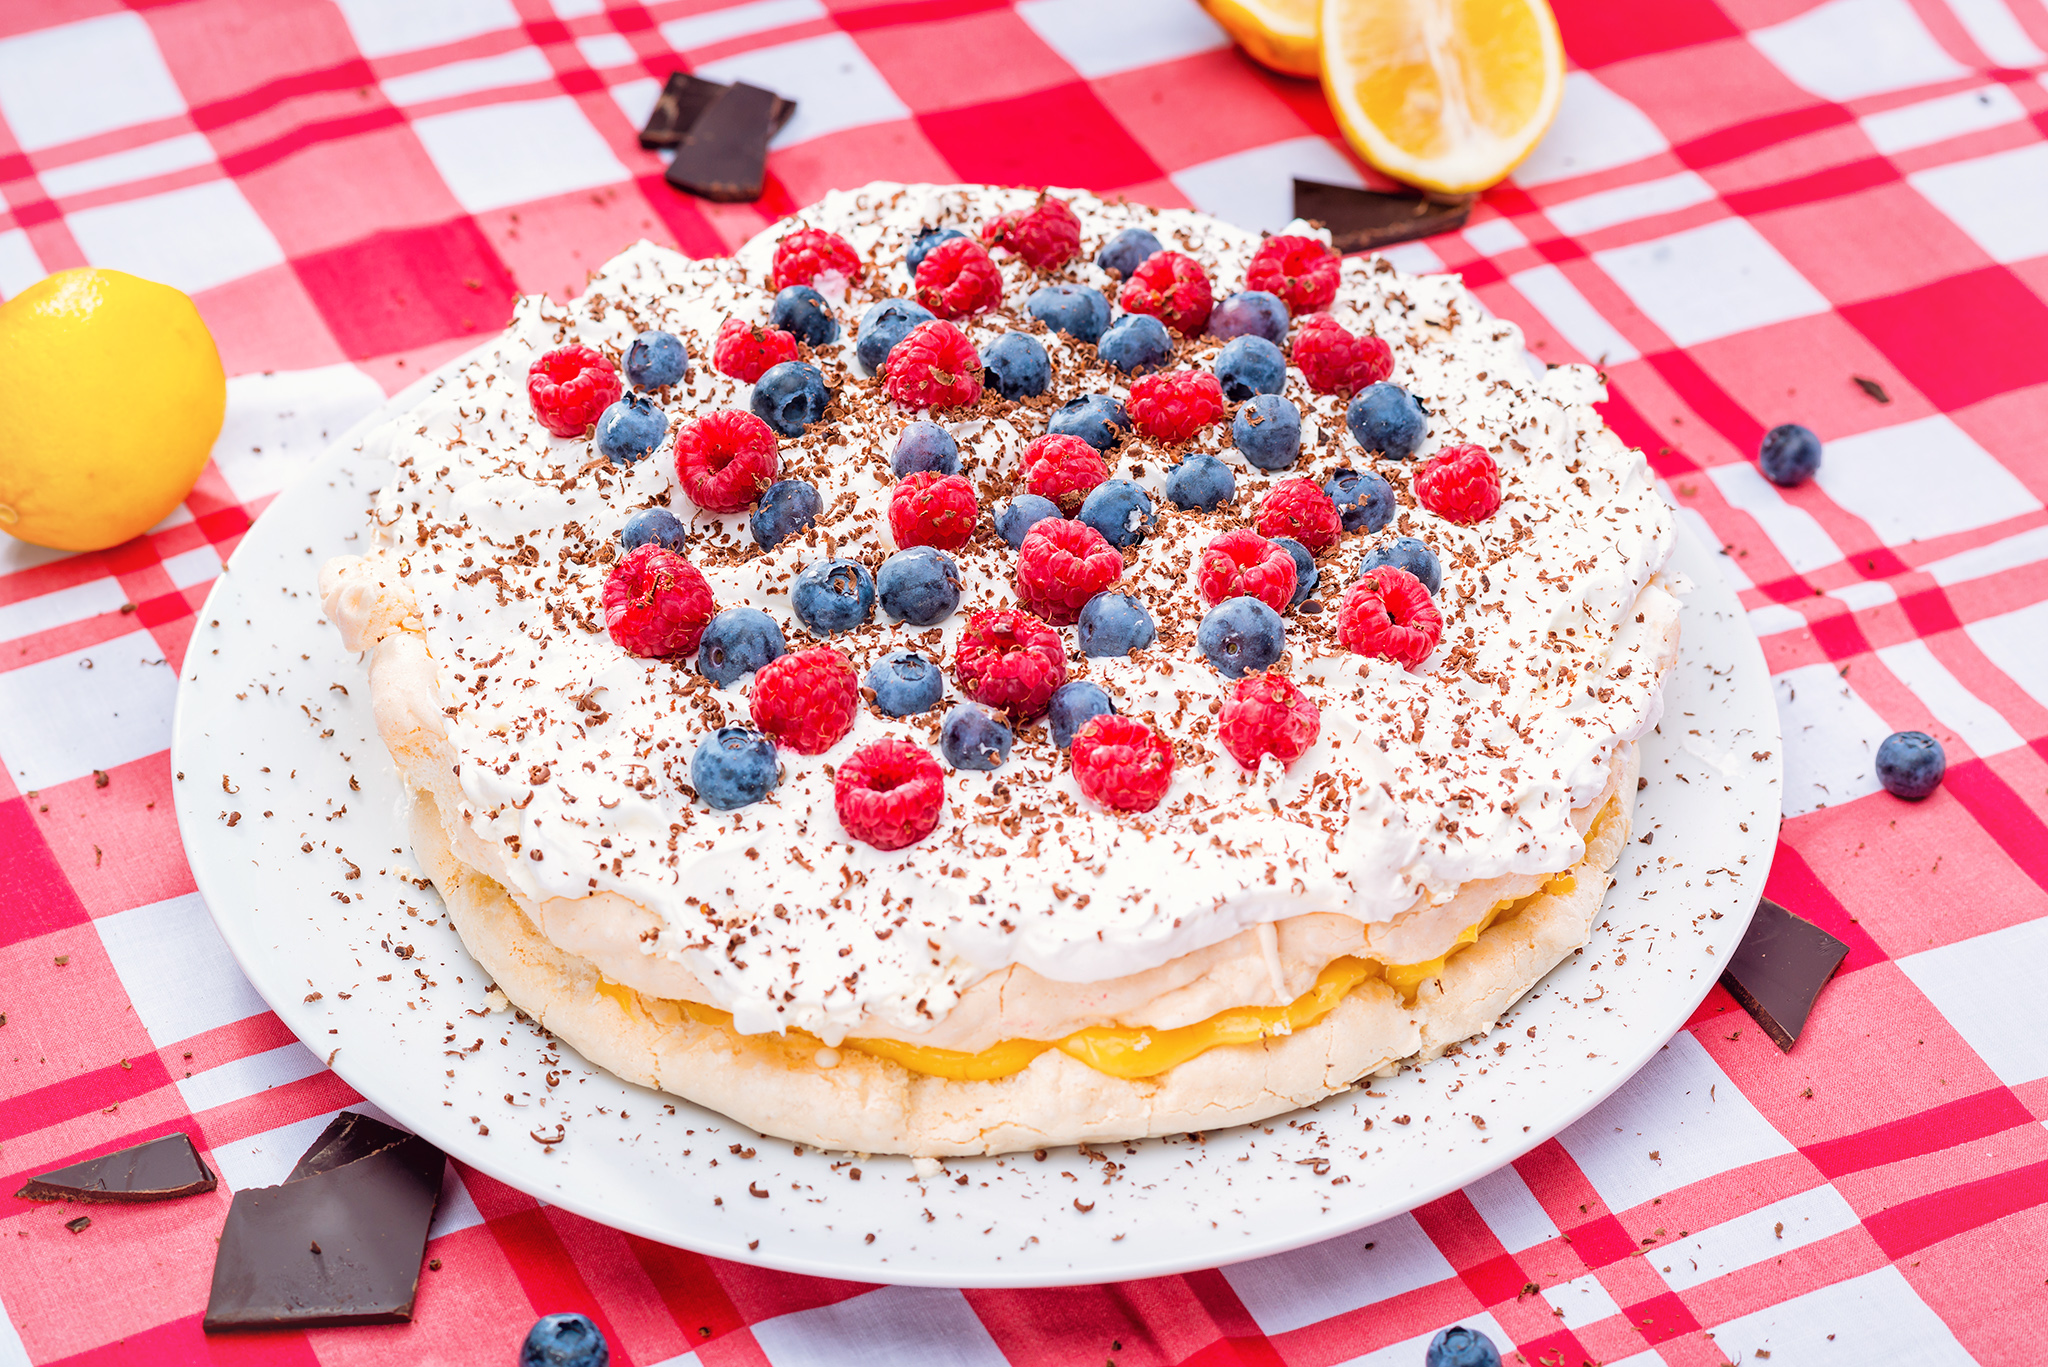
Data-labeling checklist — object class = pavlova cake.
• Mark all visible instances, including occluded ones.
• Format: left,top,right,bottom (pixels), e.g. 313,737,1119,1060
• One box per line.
320,182,1678,1157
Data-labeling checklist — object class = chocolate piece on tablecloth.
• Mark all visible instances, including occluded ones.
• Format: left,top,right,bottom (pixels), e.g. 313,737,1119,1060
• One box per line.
202,1128,443,1330
285,1111,412,1182
16,1132,217,1204
1291,180,1473,253
666,82,787,203
640,72,728,148
1720,896,1848,1052
641,73,795,150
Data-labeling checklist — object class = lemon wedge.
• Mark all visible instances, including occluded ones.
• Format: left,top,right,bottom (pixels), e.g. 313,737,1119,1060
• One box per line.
1201,0,1322,78
1320,0,1564,195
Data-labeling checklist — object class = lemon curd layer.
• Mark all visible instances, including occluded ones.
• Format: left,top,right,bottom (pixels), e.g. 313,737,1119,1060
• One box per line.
591,802,1601,1085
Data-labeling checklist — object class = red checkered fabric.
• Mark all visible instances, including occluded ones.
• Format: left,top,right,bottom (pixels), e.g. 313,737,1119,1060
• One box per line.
3,0,2047,1362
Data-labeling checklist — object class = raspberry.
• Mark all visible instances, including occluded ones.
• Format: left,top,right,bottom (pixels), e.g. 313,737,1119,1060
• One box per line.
1218,673,1321,771
889,472,979,552
914,236,1004,319
834,738,945,850
1414,443,1503,524
674,409,780,514
885,319,983,411
1293,314,1393,396
750,646,859,754
771,228,862,292
602,544,714,658
1246,235,1340,315
527,345,621,437
1337,566,1443,669
1198,529,1297,612
1117,250,1213,336
1022,433,1109,514
1071,714,1174,813
981,195,1081,269
1016,518,1122,625
1255,478,1344,553
954,608,1067,718
712,317,800,383
1127,370,1226,443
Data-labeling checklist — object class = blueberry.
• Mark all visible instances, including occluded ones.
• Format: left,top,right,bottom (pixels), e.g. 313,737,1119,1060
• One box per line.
620,506,687,554
940,703,1013,771
1197,597,1285,678
1047,680,1115,749
983,332,1052,400
866,650,944,717
1027,283,1112,343
1232,393,1302,471
1358,536,1442,595
876,545,962,625
623,329,688,388
1048,392,1132,451
689,728,779,812
1077,592,1156,657
1759,422,1822,486
698,607,785,687
1424,1326,1500,1367
1164,452,1236,512
1876,730,1945,799
1095,226,1162,279
1271,536,1318,608
749,478,821,550
594,393,667,465
751,361,829,436
906,226,965,276
1097,313,1173,375
790,558,874,634
1077,479,1154,548
1213,335,1287,402
891,421,960,478
1209,290,1289,347
1346,382,1427,459
995,495,1063,550
770,284,838,347
1325,467,1395,533
856,298,934,373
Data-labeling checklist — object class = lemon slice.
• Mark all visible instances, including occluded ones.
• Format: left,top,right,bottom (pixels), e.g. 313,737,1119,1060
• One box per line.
1320,0,1564,195
1201,0,1321,78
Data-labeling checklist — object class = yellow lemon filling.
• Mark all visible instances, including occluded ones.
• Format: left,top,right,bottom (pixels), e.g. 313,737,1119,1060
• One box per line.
589,878,1550,1082
592,802,1608,1083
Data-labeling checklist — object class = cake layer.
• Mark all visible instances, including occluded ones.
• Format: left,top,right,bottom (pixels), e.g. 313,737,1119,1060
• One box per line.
403,742,1637,1155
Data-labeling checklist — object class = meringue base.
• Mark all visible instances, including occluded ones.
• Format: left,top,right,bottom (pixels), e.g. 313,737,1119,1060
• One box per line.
403,747,1638,1158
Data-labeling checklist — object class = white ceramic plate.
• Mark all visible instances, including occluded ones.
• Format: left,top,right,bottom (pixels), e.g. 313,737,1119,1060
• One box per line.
172,377,1781,1288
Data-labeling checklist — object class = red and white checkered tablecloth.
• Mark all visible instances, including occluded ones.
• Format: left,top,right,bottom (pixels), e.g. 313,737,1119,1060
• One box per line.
4,0,2048,1362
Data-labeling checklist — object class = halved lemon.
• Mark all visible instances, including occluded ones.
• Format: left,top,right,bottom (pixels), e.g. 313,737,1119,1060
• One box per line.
1320,0,1565,195
1201,0,1321,78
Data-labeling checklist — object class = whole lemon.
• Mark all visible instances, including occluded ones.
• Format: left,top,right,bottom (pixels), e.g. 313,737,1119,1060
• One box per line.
0,268,226,552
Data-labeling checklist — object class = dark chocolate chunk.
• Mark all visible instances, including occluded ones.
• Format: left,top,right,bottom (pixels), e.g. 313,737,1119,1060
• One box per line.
1720,897,1848,1052
286,1111,411,1183
65,1216,90,1234
1852,375,1891,404
640,72,728,149
640,72,794,150
666,82,784,203
203,1131,443,1331
16,1132,217,1204
1291,179,1473,253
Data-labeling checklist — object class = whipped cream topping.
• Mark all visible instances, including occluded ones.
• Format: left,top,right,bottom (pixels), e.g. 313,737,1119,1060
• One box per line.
345,183,1675,1042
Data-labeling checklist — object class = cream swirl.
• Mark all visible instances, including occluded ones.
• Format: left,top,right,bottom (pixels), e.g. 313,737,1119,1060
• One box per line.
341,182,1676,1041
